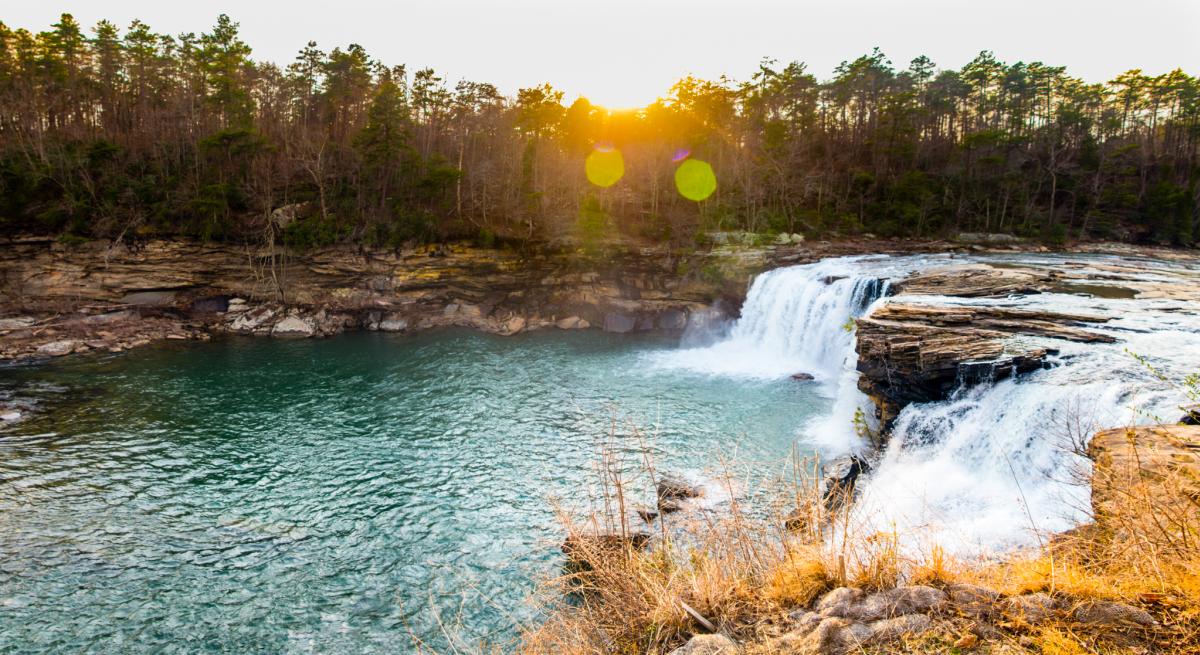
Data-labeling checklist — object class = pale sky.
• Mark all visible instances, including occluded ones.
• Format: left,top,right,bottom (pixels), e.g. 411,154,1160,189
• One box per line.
4,0,1199,108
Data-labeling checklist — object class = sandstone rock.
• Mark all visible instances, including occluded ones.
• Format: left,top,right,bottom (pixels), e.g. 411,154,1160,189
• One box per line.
849,585,947,622
1072,600,1156,627
946,582,1001,617
272,316,317,338
868,613,932,642
999,592,1057,624
816,587,864,617
855,303,1087,427
556,314,585,328
667,633,739,655
500,316,526,335
36,340,78,357
788,610,824,632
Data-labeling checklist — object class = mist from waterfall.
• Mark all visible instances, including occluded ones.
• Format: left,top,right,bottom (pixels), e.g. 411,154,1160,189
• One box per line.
651,254,1200,554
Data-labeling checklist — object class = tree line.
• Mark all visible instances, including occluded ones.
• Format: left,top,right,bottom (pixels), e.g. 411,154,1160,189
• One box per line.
1,13,1197,249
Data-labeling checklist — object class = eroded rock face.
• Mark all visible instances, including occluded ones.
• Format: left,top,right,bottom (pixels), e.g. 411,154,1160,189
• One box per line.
855,295,1112,427
1,239,758,361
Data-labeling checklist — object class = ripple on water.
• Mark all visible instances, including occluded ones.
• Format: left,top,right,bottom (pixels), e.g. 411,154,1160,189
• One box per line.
0,329,823,652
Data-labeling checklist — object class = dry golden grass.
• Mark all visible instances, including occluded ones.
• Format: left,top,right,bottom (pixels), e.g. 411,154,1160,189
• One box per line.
521,425,1200,655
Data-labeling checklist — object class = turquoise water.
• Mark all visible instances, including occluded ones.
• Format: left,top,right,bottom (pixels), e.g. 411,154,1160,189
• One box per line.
0,330,828,653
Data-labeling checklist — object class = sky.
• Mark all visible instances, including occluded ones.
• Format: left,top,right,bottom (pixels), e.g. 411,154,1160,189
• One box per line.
4,0,1199,108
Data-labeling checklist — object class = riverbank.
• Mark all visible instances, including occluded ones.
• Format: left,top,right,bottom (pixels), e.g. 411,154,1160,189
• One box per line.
528,422,1200,655
0,235,1190,365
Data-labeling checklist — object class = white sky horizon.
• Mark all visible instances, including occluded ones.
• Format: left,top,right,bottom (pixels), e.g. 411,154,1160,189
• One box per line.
4,0,1198,108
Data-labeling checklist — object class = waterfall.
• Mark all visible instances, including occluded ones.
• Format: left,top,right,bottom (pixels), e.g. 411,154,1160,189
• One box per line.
652,254,1200,554
650,257,890,380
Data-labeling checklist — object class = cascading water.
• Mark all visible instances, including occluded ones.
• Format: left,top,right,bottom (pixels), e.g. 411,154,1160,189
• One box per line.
649,257,891,381
653,253,1200,554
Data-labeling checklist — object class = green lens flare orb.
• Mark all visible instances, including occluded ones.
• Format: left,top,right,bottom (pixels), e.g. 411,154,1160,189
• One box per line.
585,148,624,188
674,159,716,201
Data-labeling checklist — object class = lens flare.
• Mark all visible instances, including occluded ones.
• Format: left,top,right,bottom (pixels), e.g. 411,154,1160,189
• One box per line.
671,148,691,163
585,146,624,188
674,159,716,201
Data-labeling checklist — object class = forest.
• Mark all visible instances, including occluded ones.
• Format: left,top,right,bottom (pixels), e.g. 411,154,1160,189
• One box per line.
1,13,1197,250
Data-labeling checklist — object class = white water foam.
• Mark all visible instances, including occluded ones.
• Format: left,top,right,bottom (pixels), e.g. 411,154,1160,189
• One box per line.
653,253,1200,554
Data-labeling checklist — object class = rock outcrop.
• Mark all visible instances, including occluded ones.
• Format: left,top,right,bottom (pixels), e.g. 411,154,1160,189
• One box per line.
0,238,787,361
855,270,1115,427
1088,425,1200,523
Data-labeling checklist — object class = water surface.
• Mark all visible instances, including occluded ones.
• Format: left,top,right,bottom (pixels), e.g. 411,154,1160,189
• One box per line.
0,330,828,652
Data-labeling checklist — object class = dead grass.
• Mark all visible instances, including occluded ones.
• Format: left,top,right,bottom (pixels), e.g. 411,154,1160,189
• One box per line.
520,423,1200,655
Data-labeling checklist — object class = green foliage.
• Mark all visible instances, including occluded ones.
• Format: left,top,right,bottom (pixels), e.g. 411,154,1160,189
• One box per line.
0,13,1194,249
576,195,609,254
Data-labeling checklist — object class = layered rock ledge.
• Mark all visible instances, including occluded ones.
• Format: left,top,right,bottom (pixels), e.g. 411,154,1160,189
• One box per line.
852,257,1199,429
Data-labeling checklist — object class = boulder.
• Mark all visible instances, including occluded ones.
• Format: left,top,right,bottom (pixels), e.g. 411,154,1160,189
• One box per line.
1,411,22,421
657,474,703,512
822,455,869,507
667,633,740,655
999,592,1057,624
791,372,816,381
1072,600,1156,627
271,316,317,338
770,616,873,655
848,585,947,622
946,582,1000,618
36,340,78,357
555,316,588,330
867,613,932,642
815,587,864,617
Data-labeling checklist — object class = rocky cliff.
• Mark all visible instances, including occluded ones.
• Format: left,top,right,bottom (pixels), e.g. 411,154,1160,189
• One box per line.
853,259,1199,429
0,237,812,361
